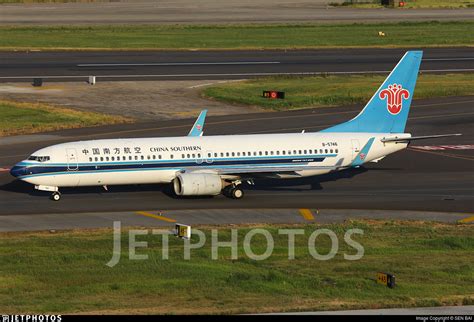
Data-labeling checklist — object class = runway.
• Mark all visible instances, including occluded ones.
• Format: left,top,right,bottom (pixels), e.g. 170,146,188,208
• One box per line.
1,0,473,25
0,95,472,217
1,48,473,81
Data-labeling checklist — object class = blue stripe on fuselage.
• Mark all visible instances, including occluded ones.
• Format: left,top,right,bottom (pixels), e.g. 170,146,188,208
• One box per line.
16,154,332,179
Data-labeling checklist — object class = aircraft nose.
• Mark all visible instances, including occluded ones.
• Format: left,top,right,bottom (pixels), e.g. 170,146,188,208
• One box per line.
10,164,27,178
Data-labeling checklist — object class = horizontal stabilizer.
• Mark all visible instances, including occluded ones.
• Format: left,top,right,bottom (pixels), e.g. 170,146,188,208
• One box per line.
381,133,461,143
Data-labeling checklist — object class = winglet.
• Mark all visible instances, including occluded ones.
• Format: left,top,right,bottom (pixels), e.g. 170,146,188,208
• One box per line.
188,109,207,137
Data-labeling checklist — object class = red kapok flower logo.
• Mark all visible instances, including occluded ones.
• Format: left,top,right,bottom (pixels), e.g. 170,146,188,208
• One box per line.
379,83,410,115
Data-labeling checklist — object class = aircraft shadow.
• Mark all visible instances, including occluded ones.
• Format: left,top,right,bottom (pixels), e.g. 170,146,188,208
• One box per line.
0,167,372,197
249,167,369,191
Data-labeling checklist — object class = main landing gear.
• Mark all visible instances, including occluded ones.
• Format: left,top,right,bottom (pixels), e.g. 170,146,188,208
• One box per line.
223,181,245,200
51,191,61,201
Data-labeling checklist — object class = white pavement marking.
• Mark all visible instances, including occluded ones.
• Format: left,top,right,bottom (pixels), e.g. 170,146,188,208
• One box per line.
1,68,474,80
188,79,246,88
424,57,474,61
411,144,474,151
77,61,281,67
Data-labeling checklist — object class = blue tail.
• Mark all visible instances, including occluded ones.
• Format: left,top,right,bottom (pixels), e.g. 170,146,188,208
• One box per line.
321,51,422,133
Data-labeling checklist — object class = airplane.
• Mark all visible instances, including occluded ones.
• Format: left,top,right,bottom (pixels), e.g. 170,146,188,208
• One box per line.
10,51,461,201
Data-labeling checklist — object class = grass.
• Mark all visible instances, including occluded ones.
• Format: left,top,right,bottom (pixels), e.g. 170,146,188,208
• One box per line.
0,220,472,314
0,100,131,136
202,73,474,110
0,21,473,50
334,0,474,9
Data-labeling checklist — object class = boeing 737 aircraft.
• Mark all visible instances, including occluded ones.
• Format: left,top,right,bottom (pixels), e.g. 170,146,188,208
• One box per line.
10,51,460,201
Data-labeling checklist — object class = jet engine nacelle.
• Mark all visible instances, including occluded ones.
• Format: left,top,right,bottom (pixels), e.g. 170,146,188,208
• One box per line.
173,173,223,196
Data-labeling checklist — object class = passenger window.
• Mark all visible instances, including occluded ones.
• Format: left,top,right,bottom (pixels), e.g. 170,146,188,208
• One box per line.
159,155,162,159
304,150,307,154
147,155,150,160
320,149,323,154
293,150,297,154
100,157,104,162
330,149,333,153
141,155,144,160
226,152,229,157
135,156,138,160
335,149,338,153
309,149,312,154
208,153,211,158
192,154,196,158
265,151,268,156
214,153,218,158
325,149,328,153
299,150,302,154
231,152,235,157
270,151,274,155
187,154,190,158
111,157,115,161
282,150,286,155
221,153,224,157
170,154,174,159
242,152,246,156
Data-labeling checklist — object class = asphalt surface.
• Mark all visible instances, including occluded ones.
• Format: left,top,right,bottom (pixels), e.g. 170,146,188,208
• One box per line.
1,48,473,81
0,209,471,233
0,95,473,216
1,0,473,25
270,305,474,315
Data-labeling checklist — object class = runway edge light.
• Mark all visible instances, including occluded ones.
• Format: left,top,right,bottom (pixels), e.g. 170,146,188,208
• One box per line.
175,223,191,239
377,272,396,288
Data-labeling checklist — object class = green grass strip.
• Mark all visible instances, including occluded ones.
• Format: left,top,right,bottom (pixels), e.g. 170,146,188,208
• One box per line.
0,100,131,136
0,21,473,50
202,73,474,110
0,221,472,313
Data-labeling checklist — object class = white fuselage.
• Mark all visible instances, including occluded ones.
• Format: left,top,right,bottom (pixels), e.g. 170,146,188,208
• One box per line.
14,132,408,188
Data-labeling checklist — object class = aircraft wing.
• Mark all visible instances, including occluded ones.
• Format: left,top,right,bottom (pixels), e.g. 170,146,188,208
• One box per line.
184,158,345,176
187,109,207,137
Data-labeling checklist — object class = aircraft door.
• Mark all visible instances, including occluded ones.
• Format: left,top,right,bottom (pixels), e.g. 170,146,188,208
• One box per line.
351,139,360,161
66,148,79,171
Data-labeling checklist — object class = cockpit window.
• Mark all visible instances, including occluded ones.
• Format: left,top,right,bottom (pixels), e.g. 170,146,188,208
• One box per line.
28,156,50,162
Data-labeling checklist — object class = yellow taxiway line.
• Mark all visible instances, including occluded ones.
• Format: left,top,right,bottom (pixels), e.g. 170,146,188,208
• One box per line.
299,208,315,221
136,211,176,223
458,215,474,224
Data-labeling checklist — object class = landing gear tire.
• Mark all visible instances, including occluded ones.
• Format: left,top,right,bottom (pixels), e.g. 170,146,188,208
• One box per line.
51,192,61,201
230,186,244,199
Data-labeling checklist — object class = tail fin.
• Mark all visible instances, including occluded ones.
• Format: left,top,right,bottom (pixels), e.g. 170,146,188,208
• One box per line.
321,51,422,133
